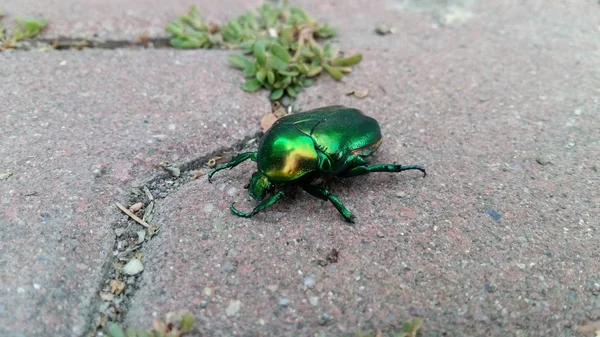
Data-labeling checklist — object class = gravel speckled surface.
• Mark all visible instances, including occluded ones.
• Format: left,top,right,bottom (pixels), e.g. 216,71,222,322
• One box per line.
1,0,599,336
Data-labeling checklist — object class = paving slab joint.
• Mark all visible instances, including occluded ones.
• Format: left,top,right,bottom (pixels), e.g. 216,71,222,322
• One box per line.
84,130,262,336
32,37,172,50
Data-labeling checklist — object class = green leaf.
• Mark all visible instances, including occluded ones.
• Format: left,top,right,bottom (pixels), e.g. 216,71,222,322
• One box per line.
228,53,254,70
281,26,294,44
306,66,322,77
240,41,254,53
125,328,138,337
331,53,363,66
295,63,309,74
270,43,291,63
286,87,297,97
181,312,195,332
242,78,262,92
282,76,292,86
268,56,288,71
107,323,126,337
316,23,337,38
267,70,275,85
256,68,267,84
289,8,312,24
278,70,299,77
270,88,284,100
253,40,267,66
323,42,332,58
322,64,343,80
165,22,183,36
243,63,257,77
137,332,149,337
303,79,313,87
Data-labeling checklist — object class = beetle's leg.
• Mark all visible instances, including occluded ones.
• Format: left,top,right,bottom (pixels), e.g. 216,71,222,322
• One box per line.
339,164,426,178
230,189,286,218
207,152,257,183
300,184,355,223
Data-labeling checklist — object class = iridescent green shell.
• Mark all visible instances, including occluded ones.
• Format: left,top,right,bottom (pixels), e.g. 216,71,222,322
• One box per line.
257,106,382,182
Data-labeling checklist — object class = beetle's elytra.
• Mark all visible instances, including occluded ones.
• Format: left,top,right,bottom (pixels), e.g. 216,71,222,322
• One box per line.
208,105,426,223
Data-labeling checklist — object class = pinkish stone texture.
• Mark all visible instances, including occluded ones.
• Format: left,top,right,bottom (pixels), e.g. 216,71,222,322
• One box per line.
123,0,599,336
1,0,598,336
0,0,261,40
0,49,268,336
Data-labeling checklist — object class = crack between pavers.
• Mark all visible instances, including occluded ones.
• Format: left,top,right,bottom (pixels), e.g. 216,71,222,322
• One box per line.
84,131,261,337
6,37,172,51
43,38,172,50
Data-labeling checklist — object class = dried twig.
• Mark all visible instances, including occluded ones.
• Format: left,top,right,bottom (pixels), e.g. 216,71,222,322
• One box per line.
115,202,151,228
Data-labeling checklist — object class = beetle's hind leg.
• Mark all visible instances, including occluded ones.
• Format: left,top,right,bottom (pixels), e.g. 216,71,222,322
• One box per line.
207,152,257,182
300,184,355,223
230,189,286,218
339,163,426,178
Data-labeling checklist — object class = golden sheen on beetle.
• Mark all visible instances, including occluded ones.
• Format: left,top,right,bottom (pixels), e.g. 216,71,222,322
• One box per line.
208,105,426,223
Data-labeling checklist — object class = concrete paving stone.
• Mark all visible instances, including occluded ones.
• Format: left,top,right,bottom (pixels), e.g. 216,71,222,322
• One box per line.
0,49,269,336
0,0,261,40
123,0,600,336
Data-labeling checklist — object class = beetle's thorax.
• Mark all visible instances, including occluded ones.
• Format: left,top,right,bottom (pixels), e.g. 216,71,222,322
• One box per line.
257,123,318,183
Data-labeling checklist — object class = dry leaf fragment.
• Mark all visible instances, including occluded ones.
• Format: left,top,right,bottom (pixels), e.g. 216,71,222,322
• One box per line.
191,170,204,180
347,89,369,98
261,113,279,132
109,279,126,295
129,202,143,212
208,156,222,168
271,101,288,117
578,320,600,335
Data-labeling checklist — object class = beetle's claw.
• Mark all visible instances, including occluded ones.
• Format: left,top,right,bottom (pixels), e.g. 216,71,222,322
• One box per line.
230,202,252,218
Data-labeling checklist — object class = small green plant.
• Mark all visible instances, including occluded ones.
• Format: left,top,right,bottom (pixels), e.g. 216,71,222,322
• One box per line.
0,10,47,50
106,310,195,337
165,1,362,101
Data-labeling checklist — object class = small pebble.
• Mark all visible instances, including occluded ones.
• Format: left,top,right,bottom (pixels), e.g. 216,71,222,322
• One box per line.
484,283,495,293
136,230,146,244
318,313,331,325
226,300,242,316
114,228,126,237
536,156,551,166
304,277,315,288
309,296,319,306
100,292,114,301
122,259,144,276
203,287,213,297
279,298,290,307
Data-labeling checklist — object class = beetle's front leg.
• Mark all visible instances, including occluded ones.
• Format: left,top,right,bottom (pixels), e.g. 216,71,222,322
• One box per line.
339,164,426,178
207,152,257,182
300,184,355,223
230,189,286,218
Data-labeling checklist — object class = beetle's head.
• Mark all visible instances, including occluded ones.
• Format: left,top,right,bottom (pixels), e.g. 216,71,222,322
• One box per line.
248,171,272,200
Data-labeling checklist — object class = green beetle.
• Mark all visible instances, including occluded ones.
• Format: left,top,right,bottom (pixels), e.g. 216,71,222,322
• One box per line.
208,105,426,223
